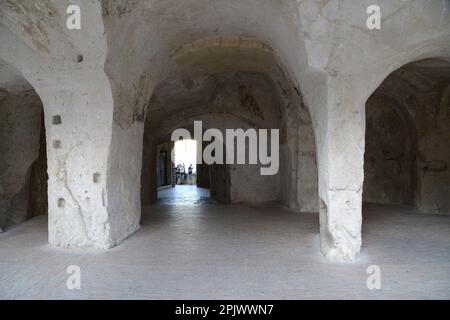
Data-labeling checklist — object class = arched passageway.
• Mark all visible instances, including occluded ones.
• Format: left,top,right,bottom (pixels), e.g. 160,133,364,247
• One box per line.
139,36,318,215
99,0,450,262
364,58,450,215
0,59,47,233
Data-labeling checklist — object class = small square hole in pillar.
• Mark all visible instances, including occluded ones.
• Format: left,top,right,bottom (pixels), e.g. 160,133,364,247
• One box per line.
93,172,101,183
57,198,65,208
52,115,62,125
53,140,62,149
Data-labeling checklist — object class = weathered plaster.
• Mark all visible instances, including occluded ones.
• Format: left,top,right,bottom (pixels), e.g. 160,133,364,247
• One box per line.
0,0,448,263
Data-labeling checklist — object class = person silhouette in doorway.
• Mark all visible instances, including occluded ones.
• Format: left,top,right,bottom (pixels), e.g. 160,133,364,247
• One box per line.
188,164,193,185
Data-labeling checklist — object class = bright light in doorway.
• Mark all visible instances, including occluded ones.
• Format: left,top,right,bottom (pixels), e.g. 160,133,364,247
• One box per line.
174,139,197,173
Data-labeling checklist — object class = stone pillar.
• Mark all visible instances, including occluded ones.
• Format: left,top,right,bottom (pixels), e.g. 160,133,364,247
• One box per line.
32,70,115,249
0,0,140,249
315,78,365,262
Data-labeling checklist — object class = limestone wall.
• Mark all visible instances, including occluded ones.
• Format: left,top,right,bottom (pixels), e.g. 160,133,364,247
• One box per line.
0,0,448,262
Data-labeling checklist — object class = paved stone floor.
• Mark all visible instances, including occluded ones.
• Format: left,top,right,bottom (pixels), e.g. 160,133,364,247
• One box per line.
158,185,217,205
0,202,449,299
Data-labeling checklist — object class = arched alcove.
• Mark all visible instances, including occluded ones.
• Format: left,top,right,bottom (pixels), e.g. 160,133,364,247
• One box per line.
0,59,47,232
364,58,450,215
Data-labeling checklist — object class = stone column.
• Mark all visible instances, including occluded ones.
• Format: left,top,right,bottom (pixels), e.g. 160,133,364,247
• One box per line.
31,69,115,249
315,77,365,262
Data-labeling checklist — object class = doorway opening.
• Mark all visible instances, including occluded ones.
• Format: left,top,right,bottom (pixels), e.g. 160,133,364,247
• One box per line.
157,139,215,205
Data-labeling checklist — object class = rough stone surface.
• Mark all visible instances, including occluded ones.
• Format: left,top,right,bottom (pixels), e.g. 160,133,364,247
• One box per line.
0,0,448,264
